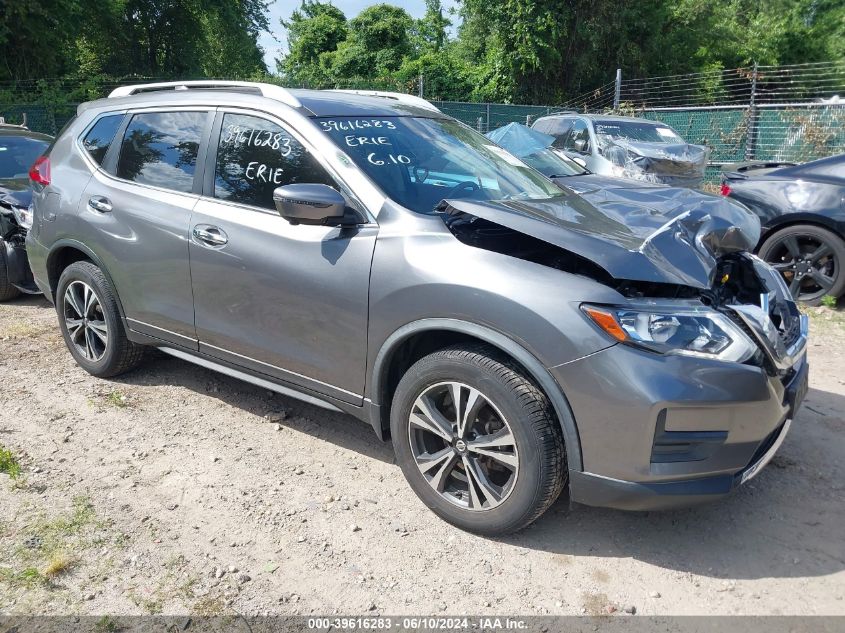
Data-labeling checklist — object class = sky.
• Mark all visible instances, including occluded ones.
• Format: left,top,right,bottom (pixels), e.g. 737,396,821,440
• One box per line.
258,0,461,72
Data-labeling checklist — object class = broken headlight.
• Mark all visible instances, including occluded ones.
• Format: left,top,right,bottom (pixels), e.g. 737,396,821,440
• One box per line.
582,304,757,363
11,203,34,230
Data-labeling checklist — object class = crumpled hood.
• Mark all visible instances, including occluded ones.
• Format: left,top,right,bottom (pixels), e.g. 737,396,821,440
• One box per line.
440,188,760,288
603,139,710,187
0,178,33,210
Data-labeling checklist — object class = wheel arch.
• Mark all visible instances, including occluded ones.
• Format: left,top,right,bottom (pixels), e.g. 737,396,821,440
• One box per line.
369,318,583,471
46,240,127,320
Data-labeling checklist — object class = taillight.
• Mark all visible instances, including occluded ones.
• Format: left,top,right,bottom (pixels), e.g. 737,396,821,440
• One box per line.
719,183,731,196
29,155,50,186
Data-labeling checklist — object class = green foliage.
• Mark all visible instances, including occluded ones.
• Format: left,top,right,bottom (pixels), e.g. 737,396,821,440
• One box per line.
0,0,269,82
0,445,21,480
821,295,838,308
2,0,843,113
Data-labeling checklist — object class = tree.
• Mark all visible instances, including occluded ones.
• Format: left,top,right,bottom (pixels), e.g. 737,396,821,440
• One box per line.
277,1,348,84
416,0,452,53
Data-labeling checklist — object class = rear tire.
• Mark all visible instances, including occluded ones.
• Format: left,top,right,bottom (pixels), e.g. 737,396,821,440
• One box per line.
390,344,566,535
758,224,845,304
56,261,145,377
0,240,21,302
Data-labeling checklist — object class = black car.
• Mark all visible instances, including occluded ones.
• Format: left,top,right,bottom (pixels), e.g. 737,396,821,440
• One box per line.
721,154,845,304
0,123,51,300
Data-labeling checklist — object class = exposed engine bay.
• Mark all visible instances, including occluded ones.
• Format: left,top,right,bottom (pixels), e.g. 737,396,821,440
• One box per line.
441,200,807,376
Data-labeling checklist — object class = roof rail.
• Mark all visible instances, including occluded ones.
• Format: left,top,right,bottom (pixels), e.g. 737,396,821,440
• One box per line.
329,90,441,113
108,81,302,109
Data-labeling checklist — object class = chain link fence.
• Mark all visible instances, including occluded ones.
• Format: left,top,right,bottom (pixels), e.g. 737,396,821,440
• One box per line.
3,64,844,185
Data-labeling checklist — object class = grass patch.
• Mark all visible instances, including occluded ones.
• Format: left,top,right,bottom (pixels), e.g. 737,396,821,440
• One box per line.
1,496,98,592
192,594,229,616
104,390,131,408
0,566,48,589
821,294,838,308
43,552,75,578
3,321,50,339
94,616,120,633
0,445,21,480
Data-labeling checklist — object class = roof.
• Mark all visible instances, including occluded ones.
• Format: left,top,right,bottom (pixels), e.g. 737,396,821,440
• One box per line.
83,81,443,119
536,113,665,124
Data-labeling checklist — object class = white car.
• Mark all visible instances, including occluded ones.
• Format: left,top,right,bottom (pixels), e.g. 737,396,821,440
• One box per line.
531,113,710,188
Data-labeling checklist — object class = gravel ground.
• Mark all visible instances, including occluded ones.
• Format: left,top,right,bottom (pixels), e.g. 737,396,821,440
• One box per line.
1,295,844,617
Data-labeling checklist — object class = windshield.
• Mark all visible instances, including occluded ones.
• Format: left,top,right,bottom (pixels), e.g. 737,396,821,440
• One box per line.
520,148,588,178
319,116,565,213
0,135,49,179
594,120,683,145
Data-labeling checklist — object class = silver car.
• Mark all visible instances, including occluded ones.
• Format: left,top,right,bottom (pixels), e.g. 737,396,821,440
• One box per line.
26,81,808,534
532,113,710,187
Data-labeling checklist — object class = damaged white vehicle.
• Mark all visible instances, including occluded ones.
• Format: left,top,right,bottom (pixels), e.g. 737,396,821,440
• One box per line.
532,113,710,188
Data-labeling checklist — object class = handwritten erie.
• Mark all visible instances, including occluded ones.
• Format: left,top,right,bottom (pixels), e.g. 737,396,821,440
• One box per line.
244,161,284,184
223,125,292,157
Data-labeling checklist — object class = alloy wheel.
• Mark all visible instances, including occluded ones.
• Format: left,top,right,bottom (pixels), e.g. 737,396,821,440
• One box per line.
63,280,109,362
765,233,837,301
408,381,519,511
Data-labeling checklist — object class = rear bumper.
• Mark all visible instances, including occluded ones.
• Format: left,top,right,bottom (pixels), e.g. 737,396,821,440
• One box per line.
23,230,52,301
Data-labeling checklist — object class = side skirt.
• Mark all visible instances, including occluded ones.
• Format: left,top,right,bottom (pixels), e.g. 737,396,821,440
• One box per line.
156,345,368,421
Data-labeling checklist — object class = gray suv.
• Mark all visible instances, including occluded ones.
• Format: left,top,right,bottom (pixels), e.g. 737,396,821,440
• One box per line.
26,82,809,534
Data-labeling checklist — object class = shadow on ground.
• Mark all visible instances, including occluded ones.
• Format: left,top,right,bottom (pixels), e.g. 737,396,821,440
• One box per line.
108,345,845,583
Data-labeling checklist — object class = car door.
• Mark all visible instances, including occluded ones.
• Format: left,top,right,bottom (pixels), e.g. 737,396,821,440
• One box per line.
188,109,377,405
81,108,212,347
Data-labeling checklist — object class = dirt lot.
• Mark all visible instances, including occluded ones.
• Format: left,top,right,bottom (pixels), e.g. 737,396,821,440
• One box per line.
1,295,844,617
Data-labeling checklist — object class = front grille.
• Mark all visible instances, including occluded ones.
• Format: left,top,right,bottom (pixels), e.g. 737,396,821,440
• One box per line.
779,312,802,349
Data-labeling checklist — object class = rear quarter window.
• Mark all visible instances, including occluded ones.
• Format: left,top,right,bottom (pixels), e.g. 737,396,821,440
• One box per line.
82,114,124,165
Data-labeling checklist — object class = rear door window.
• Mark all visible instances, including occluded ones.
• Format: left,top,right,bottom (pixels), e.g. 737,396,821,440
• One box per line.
116,111,207,193
547,118,574,148
212,112,337,210
82,114,124,165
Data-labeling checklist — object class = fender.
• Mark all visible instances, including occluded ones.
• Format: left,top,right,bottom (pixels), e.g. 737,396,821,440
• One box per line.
760,212,845,245
46,238,128,322
369,318,584,471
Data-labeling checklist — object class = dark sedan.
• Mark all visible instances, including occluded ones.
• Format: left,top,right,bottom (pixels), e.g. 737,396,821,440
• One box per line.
1,124,52,299
721,154,845,304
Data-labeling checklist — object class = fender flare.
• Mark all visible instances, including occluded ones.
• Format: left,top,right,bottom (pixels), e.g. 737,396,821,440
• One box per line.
369,318,583,471
46,239,128,321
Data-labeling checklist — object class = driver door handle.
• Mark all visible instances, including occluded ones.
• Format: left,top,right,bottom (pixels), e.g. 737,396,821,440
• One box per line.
88,196,112,213
192,225,228,247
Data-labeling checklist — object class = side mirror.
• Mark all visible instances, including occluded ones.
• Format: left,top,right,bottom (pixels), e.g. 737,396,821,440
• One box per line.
573,138,589,153
272,184,354,226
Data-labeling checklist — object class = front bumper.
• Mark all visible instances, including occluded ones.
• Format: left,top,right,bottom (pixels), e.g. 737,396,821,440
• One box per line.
2,232,39,294
554,342,808,511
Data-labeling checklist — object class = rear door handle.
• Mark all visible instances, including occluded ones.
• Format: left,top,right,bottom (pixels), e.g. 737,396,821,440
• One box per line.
88,196,112,213
192,225,228,247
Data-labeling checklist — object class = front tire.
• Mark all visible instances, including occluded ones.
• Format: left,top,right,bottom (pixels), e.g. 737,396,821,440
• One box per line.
56,261,145,377
390,345,566,535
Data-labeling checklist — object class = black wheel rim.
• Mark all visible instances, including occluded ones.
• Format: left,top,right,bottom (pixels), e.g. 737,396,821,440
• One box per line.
408,381,519,511
764,233,837,302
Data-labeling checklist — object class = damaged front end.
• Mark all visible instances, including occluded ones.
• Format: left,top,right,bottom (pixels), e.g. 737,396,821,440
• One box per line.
601,139,709,188
439,191,807,377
